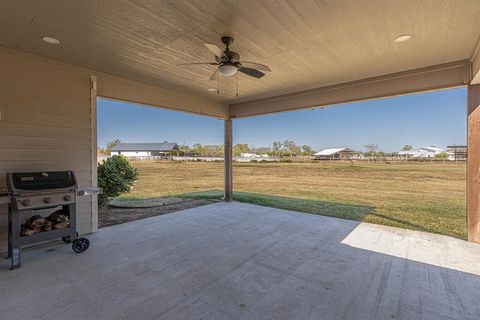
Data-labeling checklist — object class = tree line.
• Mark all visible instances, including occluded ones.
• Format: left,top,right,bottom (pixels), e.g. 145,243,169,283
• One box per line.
99,140,449,159
98,140,315,157
180,140,314,157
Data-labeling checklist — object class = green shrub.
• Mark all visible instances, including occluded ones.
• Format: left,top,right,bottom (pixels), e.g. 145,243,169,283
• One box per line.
98,155,138,206
435,152,449,160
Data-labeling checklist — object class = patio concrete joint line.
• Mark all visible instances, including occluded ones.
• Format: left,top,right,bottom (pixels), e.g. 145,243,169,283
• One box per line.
228,60,471,118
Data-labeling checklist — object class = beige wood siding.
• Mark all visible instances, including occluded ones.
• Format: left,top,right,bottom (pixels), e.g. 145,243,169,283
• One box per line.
0,47,226,253
0,50,94,252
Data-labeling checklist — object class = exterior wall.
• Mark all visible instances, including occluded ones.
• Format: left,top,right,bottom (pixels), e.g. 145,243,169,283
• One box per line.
315,154,341,160
315,152,357,160
0,49,94,252
0,47,227,253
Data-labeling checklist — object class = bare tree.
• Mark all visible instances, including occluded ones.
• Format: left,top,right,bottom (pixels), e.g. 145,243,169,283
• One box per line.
272,141,282,157
301,145,313,156
104,139,122,155
364,144,379,158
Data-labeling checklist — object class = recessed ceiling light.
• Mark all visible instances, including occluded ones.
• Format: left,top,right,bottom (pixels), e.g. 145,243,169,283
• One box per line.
393,35,412,43
41,36,61,45
207,88,216,92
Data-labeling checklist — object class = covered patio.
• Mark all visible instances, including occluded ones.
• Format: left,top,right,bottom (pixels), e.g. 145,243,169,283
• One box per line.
1,202,479,319
1,1,480,241
1,1,480,319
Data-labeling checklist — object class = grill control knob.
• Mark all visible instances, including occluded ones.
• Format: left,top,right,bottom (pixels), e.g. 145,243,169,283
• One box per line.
21,199,31,207
44,197,52,204
63,195,72,202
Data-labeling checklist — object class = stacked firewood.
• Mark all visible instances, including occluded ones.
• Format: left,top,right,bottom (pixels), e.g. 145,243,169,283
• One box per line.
21,210,70,236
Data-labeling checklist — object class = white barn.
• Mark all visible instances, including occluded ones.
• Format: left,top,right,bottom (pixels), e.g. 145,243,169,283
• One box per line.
240,153,269,158
314,148,358,160
399,147,445,158
111,142,179,158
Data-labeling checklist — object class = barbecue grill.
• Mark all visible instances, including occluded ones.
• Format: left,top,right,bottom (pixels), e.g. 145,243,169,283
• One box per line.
6,170,100,269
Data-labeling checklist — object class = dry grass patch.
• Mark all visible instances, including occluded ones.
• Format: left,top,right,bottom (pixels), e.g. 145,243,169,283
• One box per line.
121,160,466,239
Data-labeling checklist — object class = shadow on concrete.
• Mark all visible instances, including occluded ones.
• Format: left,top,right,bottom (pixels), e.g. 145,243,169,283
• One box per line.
179,189,437,235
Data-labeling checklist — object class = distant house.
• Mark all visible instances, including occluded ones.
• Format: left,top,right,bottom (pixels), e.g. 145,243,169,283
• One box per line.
111,142,179,158
314,148,358,160
447,145,467,160
236,153,277,163
398,147,444,159
240,153,269,158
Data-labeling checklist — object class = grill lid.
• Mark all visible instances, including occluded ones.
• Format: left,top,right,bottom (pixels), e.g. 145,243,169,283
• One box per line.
7,171,77,193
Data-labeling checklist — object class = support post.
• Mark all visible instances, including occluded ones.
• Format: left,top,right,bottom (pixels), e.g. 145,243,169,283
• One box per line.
467,84,480,243
90,75,98,232
224,119,233,202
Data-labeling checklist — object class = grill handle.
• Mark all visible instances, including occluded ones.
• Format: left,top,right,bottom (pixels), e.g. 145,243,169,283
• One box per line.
76,188,102,196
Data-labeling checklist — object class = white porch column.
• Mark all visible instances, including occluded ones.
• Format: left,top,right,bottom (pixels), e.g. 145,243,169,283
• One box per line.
224,119,233,202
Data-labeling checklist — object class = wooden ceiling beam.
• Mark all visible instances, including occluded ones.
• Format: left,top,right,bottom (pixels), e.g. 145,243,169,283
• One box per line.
229,60,471,118
471,36,480,85
96,73,228,119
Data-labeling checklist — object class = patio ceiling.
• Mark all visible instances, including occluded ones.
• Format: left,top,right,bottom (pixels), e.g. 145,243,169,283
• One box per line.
1,0,480,118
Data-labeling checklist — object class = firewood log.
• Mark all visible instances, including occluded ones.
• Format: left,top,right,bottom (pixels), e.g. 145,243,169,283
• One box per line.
48,210,69,223
22,215,49,235
53,221,69,229
20,210,71,235
25,215,47,228
42,219,53,231
21,225,41,236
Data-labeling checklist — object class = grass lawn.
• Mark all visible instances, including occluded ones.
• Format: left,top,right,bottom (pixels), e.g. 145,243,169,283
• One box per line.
120,160,467,239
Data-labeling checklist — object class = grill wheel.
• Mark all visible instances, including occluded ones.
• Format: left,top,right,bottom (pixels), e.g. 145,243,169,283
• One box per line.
72,238,90,253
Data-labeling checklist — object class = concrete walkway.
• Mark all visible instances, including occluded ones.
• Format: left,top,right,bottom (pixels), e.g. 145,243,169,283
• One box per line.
1,202,479,320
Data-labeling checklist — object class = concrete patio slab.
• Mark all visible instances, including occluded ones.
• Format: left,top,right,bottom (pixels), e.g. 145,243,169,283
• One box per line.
0,202,479,320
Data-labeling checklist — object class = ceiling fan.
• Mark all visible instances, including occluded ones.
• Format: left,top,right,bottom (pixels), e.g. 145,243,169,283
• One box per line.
176,36,271,81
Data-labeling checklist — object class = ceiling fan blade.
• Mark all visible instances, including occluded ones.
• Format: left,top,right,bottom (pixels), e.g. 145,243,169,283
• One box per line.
239,67,265,79
238,61,271,72
205,43,226,58
209,70,219,81
176,62,218,66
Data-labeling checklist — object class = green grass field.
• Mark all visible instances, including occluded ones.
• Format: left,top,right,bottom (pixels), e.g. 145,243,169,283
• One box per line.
120,160,467,239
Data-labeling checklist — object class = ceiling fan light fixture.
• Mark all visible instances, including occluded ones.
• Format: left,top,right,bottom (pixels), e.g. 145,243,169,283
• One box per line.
218,63,237,76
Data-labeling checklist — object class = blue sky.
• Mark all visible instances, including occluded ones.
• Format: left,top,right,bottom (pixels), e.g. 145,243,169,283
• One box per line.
97,87,466,152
